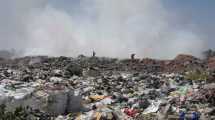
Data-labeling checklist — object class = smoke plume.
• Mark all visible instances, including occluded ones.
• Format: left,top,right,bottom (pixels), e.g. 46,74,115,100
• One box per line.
0,0,208,59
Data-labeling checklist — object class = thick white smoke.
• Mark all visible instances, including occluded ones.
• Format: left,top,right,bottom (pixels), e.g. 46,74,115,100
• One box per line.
1,0,207,59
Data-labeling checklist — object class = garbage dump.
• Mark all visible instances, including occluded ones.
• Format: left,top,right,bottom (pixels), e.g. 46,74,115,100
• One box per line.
0,55,214,120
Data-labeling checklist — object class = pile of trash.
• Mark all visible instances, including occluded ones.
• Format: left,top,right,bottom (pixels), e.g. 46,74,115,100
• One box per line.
66,72,215,120
0,55,214,120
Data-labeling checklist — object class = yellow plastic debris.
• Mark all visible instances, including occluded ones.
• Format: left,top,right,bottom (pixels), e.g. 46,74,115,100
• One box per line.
89,95,105,101
95,112,102,120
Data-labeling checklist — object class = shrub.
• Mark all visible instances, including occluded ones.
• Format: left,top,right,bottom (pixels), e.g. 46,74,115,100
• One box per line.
65,63,83,77
185,70,209,81
0,104,51,120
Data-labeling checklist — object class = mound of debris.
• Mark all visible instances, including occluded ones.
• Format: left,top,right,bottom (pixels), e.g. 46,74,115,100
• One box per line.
164,54,205,73
207,57,215,70
0,55,214,120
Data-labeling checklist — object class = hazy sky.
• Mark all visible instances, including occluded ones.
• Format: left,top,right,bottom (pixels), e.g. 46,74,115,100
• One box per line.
164,0,215,48
0,0,214,58
49,0,215,44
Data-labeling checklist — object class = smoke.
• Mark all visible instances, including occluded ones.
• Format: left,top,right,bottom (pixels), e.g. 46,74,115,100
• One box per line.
0,0,208,59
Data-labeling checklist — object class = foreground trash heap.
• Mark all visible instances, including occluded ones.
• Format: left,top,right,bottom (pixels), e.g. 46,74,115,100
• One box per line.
0,55,215,120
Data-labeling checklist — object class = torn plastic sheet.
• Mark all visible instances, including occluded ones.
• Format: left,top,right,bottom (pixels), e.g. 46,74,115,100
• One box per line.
143,100,162,114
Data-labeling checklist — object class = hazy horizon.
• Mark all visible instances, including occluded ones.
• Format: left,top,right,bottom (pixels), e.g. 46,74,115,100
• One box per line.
0,0,214,59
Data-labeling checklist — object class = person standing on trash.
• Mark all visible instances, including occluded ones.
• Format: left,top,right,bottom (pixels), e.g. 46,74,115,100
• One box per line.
131,54,135,60
92,51,96,57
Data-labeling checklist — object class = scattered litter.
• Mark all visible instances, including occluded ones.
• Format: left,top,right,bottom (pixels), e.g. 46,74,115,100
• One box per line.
0,55,214,119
